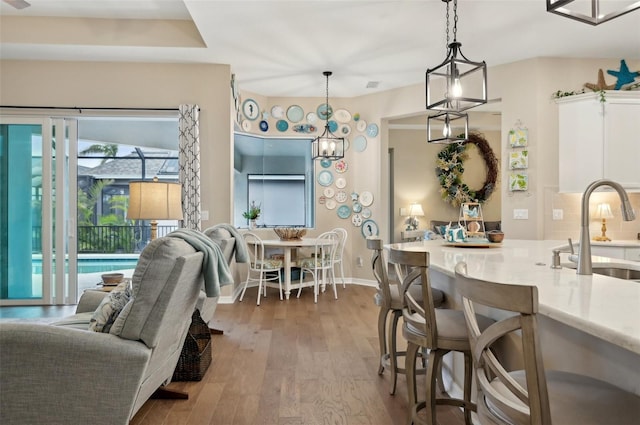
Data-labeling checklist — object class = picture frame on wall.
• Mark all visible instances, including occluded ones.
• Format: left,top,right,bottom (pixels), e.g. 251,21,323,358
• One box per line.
508,127,528,147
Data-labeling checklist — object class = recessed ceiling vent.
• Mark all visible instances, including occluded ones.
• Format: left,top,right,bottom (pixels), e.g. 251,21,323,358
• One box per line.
366,81,380,89
3,0,31,9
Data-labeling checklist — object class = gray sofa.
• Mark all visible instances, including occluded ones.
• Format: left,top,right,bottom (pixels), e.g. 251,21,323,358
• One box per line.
0,236,207,425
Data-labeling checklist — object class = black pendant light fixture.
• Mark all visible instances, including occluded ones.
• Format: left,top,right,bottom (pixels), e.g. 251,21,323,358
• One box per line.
547,0,640,26
426,0,486,143
311,71,344,160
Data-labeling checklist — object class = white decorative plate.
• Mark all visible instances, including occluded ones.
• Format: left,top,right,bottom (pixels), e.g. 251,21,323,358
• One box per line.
317,170,333,186
307,112,318,123
287,105,304,123
361,207,372,219
340,124,352,136
334,160,348,173
335,177,347,189
325,199,336,210
360,191,374,206
353,135,367,152
271,105,284,119
357,120,367,132
241,120,251,132
323,187,335,198
242,98,260,121
351,213,363,227
334,109,352,123
335,190,347,203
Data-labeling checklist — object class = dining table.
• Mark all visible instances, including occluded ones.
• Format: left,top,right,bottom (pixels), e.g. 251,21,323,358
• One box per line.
255,238,336,299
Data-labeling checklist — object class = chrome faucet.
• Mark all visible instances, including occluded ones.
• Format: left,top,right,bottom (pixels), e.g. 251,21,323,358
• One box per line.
577,179,636,275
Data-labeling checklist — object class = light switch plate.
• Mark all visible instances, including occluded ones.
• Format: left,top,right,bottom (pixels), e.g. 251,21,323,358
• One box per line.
201,210,209,221
552,209,563,220
513,209,529,220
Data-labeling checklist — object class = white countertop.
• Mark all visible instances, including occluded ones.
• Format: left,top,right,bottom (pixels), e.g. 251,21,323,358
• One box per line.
387,239,640,355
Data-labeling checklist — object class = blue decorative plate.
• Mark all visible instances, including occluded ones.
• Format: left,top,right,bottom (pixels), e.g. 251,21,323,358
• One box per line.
320,158,332,168
317,170,334,186
352,202,362,213
353,135,367,152
286,105,304,123
276,119,289,132
259,120,269,132
317,103,333,120
337,205,351,219
328,120,338,132
366,123,379,137
361,219,379,237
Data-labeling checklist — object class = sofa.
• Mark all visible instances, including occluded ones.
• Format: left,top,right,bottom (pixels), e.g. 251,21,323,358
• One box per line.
0,235,208,425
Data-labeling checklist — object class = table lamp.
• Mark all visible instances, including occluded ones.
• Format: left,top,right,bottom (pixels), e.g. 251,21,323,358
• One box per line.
127,177,183,241
408,203,425,231
593,203,613,242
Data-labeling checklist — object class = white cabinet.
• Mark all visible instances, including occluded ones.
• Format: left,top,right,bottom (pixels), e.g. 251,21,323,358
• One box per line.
557,91,640,193
591,245,640,262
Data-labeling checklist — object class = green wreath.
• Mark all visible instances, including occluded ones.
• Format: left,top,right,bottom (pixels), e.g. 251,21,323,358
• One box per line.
435,133,498,207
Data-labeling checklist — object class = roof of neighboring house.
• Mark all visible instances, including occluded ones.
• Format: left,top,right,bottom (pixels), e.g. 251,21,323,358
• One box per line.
79,152,178,180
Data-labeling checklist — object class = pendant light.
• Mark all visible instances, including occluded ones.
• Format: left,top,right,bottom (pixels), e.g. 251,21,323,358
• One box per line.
311,71,344,160
426,0,487,113
547,0,640,26
427,110,469,144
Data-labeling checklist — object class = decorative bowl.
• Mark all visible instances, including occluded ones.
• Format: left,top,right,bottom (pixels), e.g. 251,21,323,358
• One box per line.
273,227,307,241
486,231,505,243
101,273,124,285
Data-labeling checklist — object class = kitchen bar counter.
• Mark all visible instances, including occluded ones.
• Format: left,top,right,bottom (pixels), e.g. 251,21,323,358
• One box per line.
387,239,640,395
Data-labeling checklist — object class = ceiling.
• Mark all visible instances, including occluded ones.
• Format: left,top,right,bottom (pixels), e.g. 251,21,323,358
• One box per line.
1,0,639,98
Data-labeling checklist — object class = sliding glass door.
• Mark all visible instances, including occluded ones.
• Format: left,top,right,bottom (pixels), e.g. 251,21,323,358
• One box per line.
0,117,77,305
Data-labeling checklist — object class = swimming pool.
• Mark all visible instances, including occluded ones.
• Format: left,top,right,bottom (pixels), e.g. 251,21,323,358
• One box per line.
32,257,139,274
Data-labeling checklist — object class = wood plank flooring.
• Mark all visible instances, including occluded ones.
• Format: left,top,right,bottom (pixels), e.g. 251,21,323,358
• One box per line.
131,285,466,425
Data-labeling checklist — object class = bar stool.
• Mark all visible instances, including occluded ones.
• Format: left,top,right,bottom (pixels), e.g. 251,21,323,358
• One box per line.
454,262,640,425
389,247,494,425
367,238,444,395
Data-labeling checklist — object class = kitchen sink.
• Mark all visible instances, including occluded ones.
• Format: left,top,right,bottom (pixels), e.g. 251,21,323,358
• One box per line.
592,267,640,280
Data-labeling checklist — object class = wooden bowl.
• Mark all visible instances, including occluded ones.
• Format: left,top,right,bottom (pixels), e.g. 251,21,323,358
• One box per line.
101,273,124,285
273,227,307,241
487,231,505,243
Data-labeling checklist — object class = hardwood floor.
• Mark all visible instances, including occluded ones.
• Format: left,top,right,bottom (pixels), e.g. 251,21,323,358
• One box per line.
131,285,466,425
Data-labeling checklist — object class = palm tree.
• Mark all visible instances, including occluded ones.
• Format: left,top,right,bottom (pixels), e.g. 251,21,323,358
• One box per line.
80,143,118,164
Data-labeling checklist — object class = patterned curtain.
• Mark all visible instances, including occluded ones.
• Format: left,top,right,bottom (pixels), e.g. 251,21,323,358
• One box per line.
178,104,201,230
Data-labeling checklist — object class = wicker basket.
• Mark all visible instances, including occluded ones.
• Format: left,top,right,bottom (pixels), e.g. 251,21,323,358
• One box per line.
172,309,212,381
273,227,307,241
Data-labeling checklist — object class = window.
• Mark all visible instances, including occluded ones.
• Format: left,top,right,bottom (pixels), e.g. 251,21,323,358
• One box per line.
234,133,314,228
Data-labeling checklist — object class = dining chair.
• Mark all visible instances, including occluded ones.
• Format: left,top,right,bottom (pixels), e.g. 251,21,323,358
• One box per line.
454,262,640,425
367,238,445,395
331,227,348,288
389,247,494,425
297,231,339,303
240,232,283,306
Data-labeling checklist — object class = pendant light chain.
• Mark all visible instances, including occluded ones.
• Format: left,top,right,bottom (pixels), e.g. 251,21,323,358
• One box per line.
445,1,450,54
325,73,330,126
453,0,458,43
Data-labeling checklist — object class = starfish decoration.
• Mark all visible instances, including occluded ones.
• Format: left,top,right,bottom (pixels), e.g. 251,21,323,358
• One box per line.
584,69,615,91
607,59,640,90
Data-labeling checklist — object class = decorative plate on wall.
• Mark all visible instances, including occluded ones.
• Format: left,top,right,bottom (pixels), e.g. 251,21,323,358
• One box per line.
271,105,284,119
356,120,367,132
361,207,372,219
335,177,346,189
334,109,352,123
351,213,363,227
320,158,332,168
353,135,368,152
323,187,335,198
241,120,251,132
325,199,336,210
337,205,351,219
307,112,318,123
335,190,348,203
242,99,260,121
352,202,363,213
317,104,333,120
360,191,374,206
259,120,269,132
317,170,333,186
334,160,348,173
340,124,352,136
328,120,338,133
366,123,379,137
286,105,304,123
276,119,289,132
361,219,379,237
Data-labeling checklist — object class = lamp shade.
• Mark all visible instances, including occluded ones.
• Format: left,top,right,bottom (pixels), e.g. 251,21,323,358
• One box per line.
547,0,640,25
593,203,614,219
127,178,183,221
427,111,469,144
409,203,425,217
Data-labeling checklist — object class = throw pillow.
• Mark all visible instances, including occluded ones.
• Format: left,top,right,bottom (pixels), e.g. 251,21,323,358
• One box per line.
89,281,132,333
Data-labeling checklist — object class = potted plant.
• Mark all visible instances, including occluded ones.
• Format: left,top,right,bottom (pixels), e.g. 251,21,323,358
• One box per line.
242,201,261,229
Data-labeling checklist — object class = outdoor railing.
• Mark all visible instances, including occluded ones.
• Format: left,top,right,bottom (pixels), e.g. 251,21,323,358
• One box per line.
32,225,178,253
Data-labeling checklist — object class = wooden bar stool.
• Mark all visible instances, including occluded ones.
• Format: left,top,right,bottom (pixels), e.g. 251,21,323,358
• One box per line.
367,238,444,395
389,247,494,425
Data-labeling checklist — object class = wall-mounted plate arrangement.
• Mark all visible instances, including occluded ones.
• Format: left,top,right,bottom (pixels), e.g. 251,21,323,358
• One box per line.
286,105,304,123
337,205,351,219
292,124,317,133
317,170,333,186
361,219,379,237
243,99,260,121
